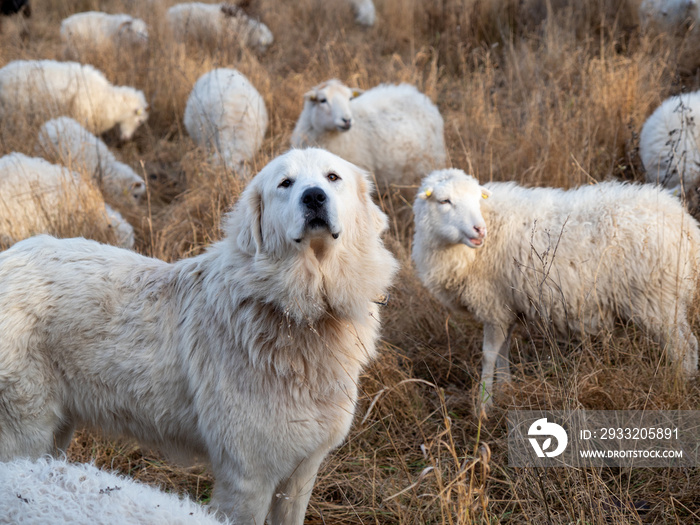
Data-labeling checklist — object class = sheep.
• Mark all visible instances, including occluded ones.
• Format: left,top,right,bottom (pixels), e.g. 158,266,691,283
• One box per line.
0,456,226,525
291,79,447,189
166,2,273,53
0,59,148,141
348,0,376,26
37,117,146,209
0,152,134,249
639,90,700,191
60,11,149,59
639,0,698,35
412,169,700,408
183,68,268,172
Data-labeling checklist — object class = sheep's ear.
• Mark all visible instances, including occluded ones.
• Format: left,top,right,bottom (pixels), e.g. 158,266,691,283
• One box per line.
480,187,492,199
351,88,364,98
417,187,433,200
304,90,318,103
236,186,264,255
117,20,132,33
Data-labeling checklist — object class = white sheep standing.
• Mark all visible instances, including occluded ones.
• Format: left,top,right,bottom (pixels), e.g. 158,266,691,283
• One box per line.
0,152,134,249
0,59,148,141
291,79,447,188
639,90,700,191
412,169,700,408
0,456,226,525
167,2,273,53
347,0,376,26
184,68,268,172
38,117,146,209
639,0,699,35
60,11,149,59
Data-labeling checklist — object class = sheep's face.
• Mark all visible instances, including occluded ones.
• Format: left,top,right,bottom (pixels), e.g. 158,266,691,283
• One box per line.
116,88,149,141
246,19,273,52
123,19,149,45
304,80,363,133
414,169,491,249
104,205,135,249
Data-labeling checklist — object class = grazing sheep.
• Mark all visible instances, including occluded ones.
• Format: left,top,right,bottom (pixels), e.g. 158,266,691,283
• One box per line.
0,152,134,249
38,117,146,208
0,60,148,141
0,148,398,524
184,68,268,172
412,169,700,408
348,0,376,26
639,90,700,190
167,2,273,53
291,79,447,189
0,457,226,525
60,11,149,59
639,0,698,35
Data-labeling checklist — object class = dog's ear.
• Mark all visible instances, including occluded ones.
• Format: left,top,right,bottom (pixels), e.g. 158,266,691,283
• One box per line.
356,168,388,235
235,185,264,255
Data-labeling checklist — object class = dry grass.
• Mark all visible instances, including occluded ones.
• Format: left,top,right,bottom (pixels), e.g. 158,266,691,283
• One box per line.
2,0,700,523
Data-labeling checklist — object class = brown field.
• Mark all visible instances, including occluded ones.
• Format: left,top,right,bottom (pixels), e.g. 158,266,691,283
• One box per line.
1,0,699,523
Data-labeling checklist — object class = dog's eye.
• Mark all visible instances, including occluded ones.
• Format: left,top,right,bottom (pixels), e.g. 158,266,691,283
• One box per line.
278,179,293,188
327,172,340,182
438,199,452,205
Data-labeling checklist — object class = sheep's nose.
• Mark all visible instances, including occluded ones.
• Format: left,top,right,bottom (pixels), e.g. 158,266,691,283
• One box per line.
473,225,486,238
339,117,352,130
302,187,327,210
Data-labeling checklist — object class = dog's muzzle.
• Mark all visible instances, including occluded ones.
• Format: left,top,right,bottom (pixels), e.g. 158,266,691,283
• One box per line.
294,187,339,242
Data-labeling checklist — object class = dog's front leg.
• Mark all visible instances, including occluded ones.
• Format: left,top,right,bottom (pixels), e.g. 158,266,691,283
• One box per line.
267,448,327,525
210,467,275,525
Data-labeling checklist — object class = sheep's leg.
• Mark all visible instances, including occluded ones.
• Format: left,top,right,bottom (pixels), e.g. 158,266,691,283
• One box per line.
268,449,327,525
480,322,514,408
665,321,699,377
645,312,699,377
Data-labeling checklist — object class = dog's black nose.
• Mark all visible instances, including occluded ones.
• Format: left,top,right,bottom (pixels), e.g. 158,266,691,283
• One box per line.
301,187,326,210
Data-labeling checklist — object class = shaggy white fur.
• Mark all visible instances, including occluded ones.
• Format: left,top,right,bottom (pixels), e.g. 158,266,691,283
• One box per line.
639,0,699,35
0,457,226,525
0,59,148,140
0,152,134,249
167,2,273,53
412,169,700,407
0,148,397,524
38,117,146,208
348,0,376,25
184,68,268,172
291,79,447,188
60,11,149,59
639,90,700,190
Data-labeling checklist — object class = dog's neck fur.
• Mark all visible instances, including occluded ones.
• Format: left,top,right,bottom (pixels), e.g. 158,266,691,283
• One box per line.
168,232,394,388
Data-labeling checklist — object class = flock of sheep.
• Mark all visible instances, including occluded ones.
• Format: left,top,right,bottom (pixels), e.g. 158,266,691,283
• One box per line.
0,0,700,523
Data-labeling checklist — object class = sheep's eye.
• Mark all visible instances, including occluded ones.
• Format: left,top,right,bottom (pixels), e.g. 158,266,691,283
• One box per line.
327,172,340,182
317,97,327,104
278,178,293,188
438,199,452,205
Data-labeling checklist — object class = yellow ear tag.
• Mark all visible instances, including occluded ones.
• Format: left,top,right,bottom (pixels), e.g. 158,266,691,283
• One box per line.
424,189,432,198
481,192,489,199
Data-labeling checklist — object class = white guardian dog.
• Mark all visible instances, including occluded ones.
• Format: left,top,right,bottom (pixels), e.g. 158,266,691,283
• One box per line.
0,148,398,525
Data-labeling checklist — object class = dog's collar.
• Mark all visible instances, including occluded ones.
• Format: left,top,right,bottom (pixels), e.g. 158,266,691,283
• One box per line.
372,293,389,306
